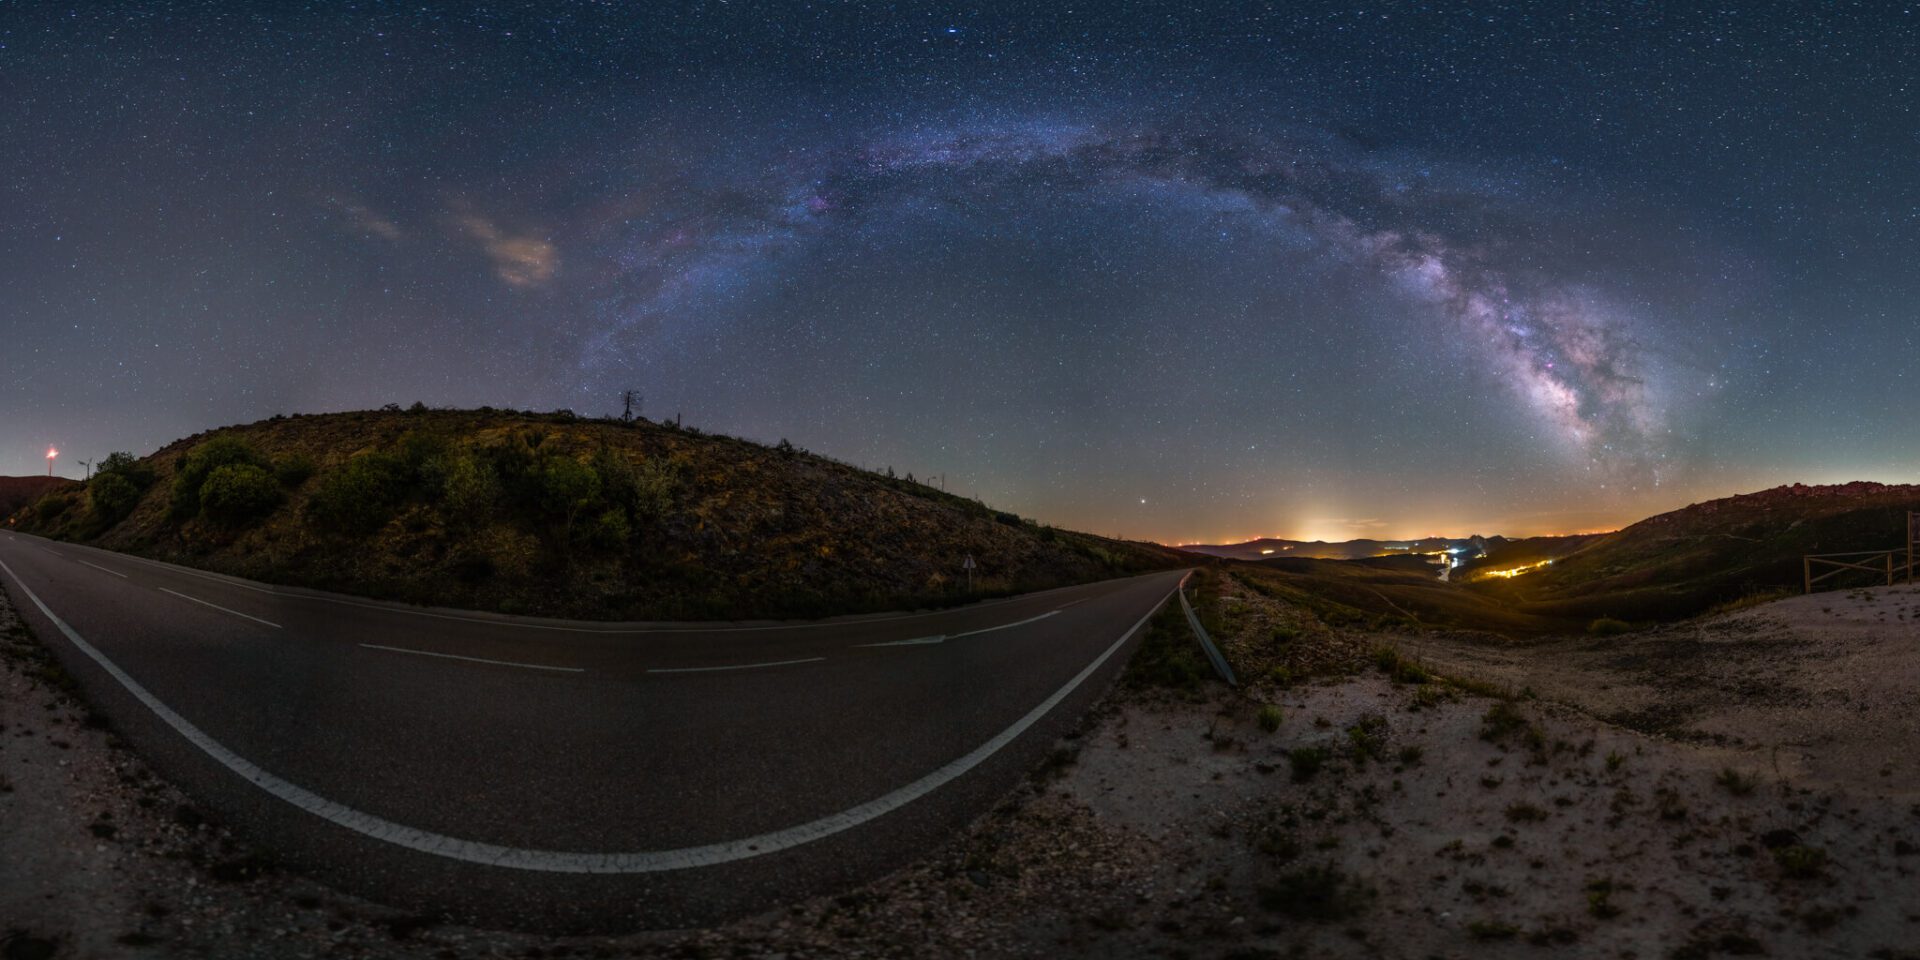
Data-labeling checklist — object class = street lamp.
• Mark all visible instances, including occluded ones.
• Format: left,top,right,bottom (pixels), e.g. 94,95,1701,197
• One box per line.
46,446,57,477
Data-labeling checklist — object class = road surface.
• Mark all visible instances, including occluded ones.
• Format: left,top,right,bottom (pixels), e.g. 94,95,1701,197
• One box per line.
0,531,1188,930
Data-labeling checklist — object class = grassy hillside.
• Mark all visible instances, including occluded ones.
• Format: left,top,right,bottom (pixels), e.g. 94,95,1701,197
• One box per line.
13,408,1188,620
1451,533,1605,580
1239,555,1576,635
1470,483,1920,622
0,476,79,521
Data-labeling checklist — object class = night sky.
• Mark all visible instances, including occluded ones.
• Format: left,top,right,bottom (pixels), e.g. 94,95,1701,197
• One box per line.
6,2,1917,543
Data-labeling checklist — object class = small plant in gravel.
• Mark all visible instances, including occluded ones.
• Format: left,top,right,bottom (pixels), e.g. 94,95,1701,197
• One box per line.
1480,702,1529,742
1773,844,1828,879
1587,617,1633,635
1256,863,1374,921
1467,919,1520,941
1288,746,1331,783
1605,750,1626,772
1373,646,1431,685
1505,802,1548,823
1396,745,1424,767
1585,877,1624,919
1346,713,1389,764
1256,703,1283,733
1254,827,1303,862
1715,768,1760,796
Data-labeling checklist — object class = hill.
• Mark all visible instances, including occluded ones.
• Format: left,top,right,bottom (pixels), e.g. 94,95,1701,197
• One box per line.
1450,533,1606,580
1469,482,1920,622
0,476,79,520
11,408,1189,620
1233,554,1575,634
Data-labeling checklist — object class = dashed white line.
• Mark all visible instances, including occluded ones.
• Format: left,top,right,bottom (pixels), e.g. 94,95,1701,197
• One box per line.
76,559,129,578
359,643,585,673
646,656,826,674
157,587,282,629
0,553,1185,874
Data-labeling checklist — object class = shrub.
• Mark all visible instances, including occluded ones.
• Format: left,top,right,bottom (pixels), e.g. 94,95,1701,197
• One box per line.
87,472,142,524
1588,617,1633,636
1773,845,1827,879
537,456,601,540
1714,768,1759,797
1256,864,1373,921
96,451,155,489
171,436,268,519
1257,704,1284,733
1288,746,1330,783
439,454,500,524
273,454,315,488
588,506,632,549
307,452,411,534
198,464,281,527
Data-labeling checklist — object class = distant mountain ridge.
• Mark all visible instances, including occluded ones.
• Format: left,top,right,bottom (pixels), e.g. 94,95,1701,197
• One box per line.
1176,535,1498,561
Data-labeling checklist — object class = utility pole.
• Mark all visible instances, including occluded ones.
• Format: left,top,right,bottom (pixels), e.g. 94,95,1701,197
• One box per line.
620,390,643,422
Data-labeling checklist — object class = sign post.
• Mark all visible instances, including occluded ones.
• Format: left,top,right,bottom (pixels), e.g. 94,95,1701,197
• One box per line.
963,554,975,593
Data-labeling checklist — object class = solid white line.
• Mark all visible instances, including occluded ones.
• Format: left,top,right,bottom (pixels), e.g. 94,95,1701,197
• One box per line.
358,643,585,674
857,608,1063,648
157,587,282,629
76,559,129,578
859,634,947,647
646,657,826,674
0,553,1184,874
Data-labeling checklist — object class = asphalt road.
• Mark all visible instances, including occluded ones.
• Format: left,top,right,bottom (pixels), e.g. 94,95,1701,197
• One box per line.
0,531,1189,930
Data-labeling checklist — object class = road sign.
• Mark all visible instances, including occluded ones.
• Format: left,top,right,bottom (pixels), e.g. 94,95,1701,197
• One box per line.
963,554,975,592
962,555,975,570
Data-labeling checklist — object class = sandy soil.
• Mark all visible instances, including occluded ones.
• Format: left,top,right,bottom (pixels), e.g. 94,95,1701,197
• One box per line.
8,578,1920,959
1402,583,1920,798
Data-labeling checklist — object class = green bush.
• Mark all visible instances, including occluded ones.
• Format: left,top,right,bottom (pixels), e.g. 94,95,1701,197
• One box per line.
307,452,411,534
96,451,155,490
537,456,600,541
588,506,632,549
273,454,315,488
198,464,282,527
87,472,143,524
1587,617,1633,636
439,454,500,524
171,436,268,520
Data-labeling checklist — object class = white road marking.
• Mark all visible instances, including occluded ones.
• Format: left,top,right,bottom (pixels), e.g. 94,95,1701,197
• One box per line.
646,657,826,674
859,634,947,647
0,553,1185,874
76,559,129,578
82,543,1088,635
157,587,282,629
358,643,584,673
858,609,1061,647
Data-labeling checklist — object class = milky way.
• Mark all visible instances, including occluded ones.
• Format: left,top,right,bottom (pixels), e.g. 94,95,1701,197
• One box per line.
585,121,1670,473
7,2,1916,541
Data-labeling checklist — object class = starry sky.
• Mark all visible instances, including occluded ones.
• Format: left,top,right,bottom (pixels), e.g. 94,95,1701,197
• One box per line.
5,2,1917,543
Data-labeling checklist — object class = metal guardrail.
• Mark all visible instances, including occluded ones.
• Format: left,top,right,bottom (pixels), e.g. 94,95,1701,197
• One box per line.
1177,573,1237,687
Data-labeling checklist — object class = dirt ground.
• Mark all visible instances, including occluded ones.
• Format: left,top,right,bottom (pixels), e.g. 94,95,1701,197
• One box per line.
7,578,1920,959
